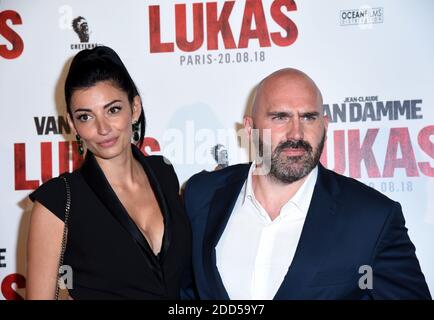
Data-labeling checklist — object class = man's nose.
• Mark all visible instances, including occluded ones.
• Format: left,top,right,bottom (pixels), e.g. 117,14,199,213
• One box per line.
286,118,303,141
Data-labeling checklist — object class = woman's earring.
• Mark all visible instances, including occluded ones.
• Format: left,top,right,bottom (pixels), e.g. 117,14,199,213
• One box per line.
76,134,84,155
132,121,140,142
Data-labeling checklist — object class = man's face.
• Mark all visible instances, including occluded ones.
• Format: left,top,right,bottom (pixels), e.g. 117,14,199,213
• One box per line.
246,73,328,183
79,21,89,34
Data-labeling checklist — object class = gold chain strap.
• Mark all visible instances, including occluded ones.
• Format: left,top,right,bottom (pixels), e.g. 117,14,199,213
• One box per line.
55,176,71,300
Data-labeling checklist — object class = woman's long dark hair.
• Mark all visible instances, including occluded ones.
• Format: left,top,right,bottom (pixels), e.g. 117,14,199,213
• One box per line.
64,46,145,148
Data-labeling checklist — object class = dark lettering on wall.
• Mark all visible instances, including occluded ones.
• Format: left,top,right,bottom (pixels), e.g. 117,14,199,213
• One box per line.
0,248,6,267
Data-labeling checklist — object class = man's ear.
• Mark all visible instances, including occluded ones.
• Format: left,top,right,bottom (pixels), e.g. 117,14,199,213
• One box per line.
132,95,142,121
244,116,253,138
323,114,329,132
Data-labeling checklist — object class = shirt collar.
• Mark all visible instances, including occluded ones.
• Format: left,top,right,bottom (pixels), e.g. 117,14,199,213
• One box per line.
287,166,318,215
242,162,318,219
242,161,257,205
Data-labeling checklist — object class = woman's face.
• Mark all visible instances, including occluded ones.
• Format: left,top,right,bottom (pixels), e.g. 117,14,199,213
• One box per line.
67,81,141,161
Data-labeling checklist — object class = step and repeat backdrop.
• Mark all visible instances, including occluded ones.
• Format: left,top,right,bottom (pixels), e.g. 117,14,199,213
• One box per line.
0,0,433,299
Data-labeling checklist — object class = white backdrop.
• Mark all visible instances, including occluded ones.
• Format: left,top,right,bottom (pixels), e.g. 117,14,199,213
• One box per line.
0,0,433,299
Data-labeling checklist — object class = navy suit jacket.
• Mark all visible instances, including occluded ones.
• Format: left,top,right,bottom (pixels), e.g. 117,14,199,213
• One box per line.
183,163,431,299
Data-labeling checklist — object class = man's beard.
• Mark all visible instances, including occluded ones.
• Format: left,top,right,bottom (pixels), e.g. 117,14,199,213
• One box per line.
256,130,326,184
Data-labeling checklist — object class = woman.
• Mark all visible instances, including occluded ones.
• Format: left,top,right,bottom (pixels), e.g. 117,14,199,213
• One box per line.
26,46,192,299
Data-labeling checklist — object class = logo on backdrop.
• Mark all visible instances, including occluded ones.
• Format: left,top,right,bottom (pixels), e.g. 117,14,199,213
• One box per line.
340,6,384,27
72,16,90,43
211,144,229,170
69,16,100,50
1,248,25,300
148,0,299,66
0,10,24,59
320,95,433,194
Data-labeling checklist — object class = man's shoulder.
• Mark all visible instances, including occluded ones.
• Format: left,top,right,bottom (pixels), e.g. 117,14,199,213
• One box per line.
183,163,249,219
322,166,398,208
186,163,250,190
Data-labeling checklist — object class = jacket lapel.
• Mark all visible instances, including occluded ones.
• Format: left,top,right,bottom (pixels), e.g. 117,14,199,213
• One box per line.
274,164,342,299
79,146,167,276
132,146,172,263
202,164,250,299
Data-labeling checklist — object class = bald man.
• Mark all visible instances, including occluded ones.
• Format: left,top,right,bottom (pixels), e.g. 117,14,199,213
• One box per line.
183,68,431,300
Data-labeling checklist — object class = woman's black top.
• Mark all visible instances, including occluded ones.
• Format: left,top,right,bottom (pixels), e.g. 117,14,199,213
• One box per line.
29,145,192,299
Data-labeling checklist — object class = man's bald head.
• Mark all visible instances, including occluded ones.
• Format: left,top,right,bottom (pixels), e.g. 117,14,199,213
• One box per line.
245,68,328,184
251,68,323,119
